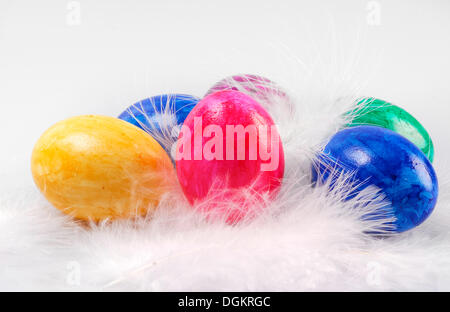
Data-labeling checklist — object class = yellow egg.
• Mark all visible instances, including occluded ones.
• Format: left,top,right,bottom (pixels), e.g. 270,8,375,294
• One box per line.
31,115,176,221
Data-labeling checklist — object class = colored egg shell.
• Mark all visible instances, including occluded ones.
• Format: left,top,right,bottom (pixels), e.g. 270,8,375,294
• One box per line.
347,97,434,162
176,90,285,223
119,94,199,157
31,115,176,221
312,125,438,233
206,74,290,109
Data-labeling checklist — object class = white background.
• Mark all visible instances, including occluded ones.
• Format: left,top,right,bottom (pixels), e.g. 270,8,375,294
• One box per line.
0,0,449,189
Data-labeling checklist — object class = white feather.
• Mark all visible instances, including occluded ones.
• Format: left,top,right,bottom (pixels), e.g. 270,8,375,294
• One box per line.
1,50,449,291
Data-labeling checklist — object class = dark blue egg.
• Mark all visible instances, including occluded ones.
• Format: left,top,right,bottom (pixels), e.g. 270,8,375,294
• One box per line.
119,94,199,156
312,125,438,233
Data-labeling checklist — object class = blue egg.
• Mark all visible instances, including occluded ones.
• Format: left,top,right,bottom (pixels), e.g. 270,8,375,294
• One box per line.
119,94,199,156
312,125,438,233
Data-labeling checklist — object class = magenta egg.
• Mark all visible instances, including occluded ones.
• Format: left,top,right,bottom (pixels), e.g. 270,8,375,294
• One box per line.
205,74,290,110
175,90,285,224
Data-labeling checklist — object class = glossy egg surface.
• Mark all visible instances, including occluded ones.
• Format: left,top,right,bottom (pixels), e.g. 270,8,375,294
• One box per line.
31,115,175,221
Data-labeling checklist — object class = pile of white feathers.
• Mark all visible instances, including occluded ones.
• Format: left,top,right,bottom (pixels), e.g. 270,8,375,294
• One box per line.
1,70,450,292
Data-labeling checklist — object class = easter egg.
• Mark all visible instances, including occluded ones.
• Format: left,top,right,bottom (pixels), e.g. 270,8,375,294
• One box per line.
31,115,175,221
347,97,434,162
312,125,438,233
118,94,199,158
176,90,285,223
206,74,290,110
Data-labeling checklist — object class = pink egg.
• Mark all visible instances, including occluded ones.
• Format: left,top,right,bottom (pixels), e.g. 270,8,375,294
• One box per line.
175,90,285,224
205,74,290,109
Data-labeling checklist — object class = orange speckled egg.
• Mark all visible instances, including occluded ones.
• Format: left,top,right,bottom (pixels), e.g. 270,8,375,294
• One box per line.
31,115,175,221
